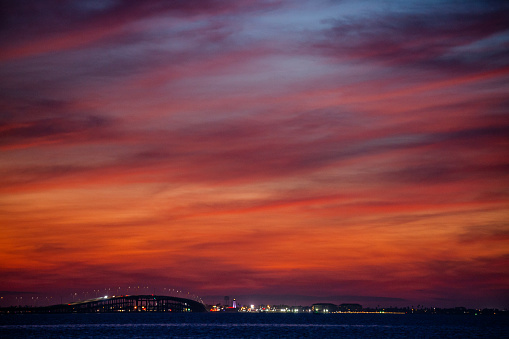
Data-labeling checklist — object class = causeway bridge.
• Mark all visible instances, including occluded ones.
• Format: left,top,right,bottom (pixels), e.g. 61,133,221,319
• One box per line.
1,295,207,314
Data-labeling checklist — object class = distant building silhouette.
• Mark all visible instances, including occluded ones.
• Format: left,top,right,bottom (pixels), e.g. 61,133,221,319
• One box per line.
312,303,337,313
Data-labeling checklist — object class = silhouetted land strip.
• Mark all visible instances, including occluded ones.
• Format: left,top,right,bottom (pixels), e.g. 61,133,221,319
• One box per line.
1,295,506,316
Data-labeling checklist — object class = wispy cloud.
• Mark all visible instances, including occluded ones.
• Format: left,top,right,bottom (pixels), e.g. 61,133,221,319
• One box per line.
316,2,509,73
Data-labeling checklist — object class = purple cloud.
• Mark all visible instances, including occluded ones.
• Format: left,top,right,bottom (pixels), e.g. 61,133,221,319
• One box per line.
316,2,509,73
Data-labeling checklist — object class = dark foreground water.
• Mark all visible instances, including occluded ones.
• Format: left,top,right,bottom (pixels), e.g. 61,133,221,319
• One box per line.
1,313,508,338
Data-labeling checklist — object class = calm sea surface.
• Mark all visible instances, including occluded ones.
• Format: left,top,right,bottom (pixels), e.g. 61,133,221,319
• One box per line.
1,313,507,338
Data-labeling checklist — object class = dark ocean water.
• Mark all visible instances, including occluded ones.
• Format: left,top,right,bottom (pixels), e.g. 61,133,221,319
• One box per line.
1,313,508,338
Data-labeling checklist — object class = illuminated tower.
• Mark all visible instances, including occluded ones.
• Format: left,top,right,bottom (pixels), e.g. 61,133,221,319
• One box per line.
233,298,237,308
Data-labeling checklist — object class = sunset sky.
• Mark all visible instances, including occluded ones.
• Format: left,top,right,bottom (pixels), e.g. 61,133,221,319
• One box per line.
1,0,508,309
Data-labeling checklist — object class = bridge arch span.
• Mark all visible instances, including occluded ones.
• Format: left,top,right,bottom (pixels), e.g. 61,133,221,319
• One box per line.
46,295,207,313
